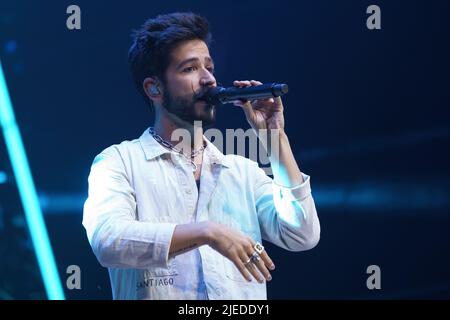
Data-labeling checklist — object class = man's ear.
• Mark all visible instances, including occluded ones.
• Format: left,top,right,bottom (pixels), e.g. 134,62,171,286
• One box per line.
143,77,162,102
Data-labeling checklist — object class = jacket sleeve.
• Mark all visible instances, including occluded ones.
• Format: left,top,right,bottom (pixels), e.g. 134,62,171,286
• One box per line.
82,147,176,269
251,161,321,251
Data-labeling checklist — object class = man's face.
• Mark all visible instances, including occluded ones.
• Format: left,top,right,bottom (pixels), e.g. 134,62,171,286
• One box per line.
161,39,217,127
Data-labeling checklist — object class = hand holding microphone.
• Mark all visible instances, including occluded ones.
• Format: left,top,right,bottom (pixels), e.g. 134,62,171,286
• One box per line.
208,80,286,133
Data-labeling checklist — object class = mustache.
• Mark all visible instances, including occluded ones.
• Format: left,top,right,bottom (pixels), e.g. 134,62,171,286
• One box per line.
190,82,219,101
192,88,209,101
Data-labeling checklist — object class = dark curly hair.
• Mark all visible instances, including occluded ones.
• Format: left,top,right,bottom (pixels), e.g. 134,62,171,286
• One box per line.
128,12,212,111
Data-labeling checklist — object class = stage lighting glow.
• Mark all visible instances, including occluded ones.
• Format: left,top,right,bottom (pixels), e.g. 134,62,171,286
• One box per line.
0,60,65,300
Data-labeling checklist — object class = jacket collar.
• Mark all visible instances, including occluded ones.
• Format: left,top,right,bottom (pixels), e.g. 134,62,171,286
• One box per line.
139,127,229,168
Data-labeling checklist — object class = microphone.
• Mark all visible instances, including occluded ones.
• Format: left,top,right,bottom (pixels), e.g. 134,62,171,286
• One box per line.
202,83,288,105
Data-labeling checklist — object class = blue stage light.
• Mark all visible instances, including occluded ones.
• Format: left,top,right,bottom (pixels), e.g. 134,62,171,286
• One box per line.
0,60,65,300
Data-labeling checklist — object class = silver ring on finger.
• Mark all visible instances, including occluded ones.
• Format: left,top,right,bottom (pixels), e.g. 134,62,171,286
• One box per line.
250,251,260,263
244,251,260,266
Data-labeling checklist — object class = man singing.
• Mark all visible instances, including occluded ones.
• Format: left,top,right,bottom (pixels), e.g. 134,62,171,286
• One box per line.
83,12,320,300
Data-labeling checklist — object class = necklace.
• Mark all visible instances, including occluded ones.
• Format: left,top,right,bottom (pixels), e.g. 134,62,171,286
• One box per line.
149,127,205,172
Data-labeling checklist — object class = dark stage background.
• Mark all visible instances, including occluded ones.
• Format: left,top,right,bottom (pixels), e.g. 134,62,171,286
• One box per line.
0,0,449,299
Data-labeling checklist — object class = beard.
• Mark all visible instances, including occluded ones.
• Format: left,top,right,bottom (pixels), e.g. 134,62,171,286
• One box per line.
162,87,216,128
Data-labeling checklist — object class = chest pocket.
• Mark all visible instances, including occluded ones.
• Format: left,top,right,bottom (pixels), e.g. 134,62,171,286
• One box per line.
136,258,179,296
146,258,178,278
135,265,178,300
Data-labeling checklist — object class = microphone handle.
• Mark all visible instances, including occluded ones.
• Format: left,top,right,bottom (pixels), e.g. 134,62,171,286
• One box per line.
216,83,288,104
